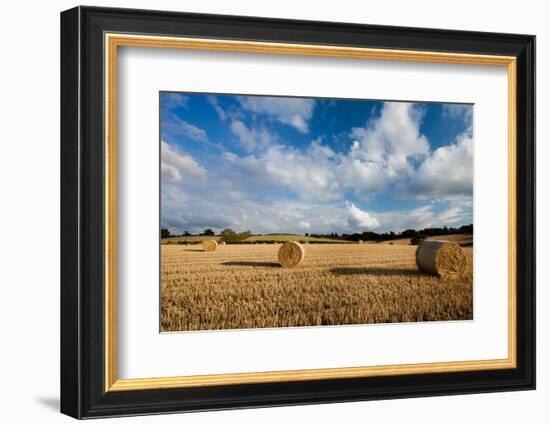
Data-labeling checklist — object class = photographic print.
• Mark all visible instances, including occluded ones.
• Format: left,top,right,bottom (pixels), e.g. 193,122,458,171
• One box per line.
61,9,535,416
160,92,474,332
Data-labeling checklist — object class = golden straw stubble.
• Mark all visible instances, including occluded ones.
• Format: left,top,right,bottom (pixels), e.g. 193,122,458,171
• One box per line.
200,240,218,251
416,240,467,277
278,241,305,268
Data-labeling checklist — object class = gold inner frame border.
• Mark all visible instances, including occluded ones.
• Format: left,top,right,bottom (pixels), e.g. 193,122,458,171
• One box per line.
104,33,517,392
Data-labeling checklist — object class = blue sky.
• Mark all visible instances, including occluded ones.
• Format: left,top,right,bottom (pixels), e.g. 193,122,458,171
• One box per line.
160,92,473,235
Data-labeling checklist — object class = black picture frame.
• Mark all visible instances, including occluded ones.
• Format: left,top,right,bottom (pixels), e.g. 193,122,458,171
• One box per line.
61,5,535,419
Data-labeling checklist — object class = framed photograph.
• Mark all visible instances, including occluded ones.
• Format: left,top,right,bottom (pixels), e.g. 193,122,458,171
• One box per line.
60,6,535,419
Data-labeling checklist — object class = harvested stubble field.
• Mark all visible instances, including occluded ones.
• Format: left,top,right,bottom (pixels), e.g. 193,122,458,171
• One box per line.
161,243,473,332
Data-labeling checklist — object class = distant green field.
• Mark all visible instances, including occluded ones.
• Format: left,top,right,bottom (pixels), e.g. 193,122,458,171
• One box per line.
161,234,352,244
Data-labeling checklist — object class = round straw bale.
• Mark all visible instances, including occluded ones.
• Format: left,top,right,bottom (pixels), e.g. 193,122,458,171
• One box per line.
219,241,226,245
278,241,305,268
200,240,218,251
357,240,364,244
416,240,466,277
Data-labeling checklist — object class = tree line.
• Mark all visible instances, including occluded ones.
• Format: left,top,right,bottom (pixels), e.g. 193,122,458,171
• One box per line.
161,228,251,243
307,224,473,244
161,224,472,244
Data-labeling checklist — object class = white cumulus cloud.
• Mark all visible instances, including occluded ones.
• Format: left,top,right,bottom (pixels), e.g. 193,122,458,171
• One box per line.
228,140,341,201
349,102,430,178
222,102,430,202
230,120,274,152
346,202,379,230
403,130,473,199
161,141,206,183
299,220,311,229
359,200,472,233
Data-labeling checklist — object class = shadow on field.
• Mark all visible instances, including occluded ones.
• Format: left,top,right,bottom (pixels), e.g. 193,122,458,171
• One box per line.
222,261,281,268
330,267,421,277
182,248,204,252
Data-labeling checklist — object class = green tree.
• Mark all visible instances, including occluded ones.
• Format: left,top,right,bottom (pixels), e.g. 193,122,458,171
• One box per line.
220,228,235,238
220,229,252,243
161,228,171,238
